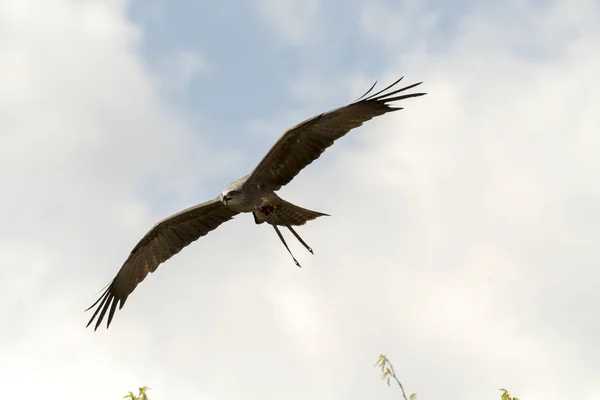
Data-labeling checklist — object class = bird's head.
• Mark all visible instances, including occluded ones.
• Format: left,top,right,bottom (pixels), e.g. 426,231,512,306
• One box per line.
220,190,240,206
220,181,244,206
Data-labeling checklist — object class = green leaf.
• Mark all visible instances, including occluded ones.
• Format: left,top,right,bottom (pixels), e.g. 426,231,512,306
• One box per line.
138,386,150,400
499,388,519,400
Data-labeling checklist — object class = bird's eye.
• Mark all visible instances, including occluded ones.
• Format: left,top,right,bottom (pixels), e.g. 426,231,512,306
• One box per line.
228,190,239,196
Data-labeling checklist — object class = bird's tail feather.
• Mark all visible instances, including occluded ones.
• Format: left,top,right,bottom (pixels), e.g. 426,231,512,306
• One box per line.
253,199,328,226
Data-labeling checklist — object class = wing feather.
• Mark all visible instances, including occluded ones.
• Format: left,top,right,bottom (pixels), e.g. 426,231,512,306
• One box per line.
86,197,238,330
247,77,425,190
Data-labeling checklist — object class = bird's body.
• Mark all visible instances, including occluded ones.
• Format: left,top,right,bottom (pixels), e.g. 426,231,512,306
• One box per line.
220,175,326,225
86,77,426,330
220,174,273,213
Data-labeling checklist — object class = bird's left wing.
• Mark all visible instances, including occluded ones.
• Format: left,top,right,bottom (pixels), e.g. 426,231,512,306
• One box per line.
86,197,238,330
246,77,426,191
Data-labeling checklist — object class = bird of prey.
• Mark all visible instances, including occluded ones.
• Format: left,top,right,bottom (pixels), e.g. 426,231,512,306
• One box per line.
86,77,426,330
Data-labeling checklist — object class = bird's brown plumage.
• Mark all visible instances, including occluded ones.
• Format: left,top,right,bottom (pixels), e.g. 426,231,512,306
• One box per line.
252,198,329,226
86,198,238,330
247,79,425,190
86,76,425,330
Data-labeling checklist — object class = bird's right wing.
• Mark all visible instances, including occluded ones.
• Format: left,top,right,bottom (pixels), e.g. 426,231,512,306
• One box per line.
246,77,425,191
86,197,238,330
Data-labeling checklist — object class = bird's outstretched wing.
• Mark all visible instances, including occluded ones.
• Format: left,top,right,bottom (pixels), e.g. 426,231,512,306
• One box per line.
86,197,238,330
246,77,426,191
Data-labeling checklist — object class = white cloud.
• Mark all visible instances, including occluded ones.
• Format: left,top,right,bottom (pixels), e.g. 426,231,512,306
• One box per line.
2,0,599,399
0,0,227,398
251,1,600,399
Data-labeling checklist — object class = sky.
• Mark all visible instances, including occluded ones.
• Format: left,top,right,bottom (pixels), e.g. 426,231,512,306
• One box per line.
1,0,599,399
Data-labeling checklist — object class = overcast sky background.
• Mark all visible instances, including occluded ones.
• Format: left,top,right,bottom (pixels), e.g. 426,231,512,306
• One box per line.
1,0,599,399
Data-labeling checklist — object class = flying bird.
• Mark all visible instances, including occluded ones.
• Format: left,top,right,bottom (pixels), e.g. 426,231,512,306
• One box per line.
86,77,426,330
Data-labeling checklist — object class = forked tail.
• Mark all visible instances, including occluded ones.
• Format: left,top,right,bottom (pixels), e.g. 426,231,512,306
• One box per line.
253,199,328,267
252,199,328,226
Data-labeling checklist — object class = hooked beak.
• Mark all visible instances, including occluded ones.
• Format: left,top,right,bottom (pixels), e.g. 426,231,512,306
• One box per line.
222,195,230,205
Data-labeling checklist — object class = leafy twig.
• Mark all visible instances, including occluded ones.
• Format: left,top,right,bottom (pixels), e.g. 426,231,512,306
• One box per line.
123,386,151,400
499,388,519,400
374,354,416,400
